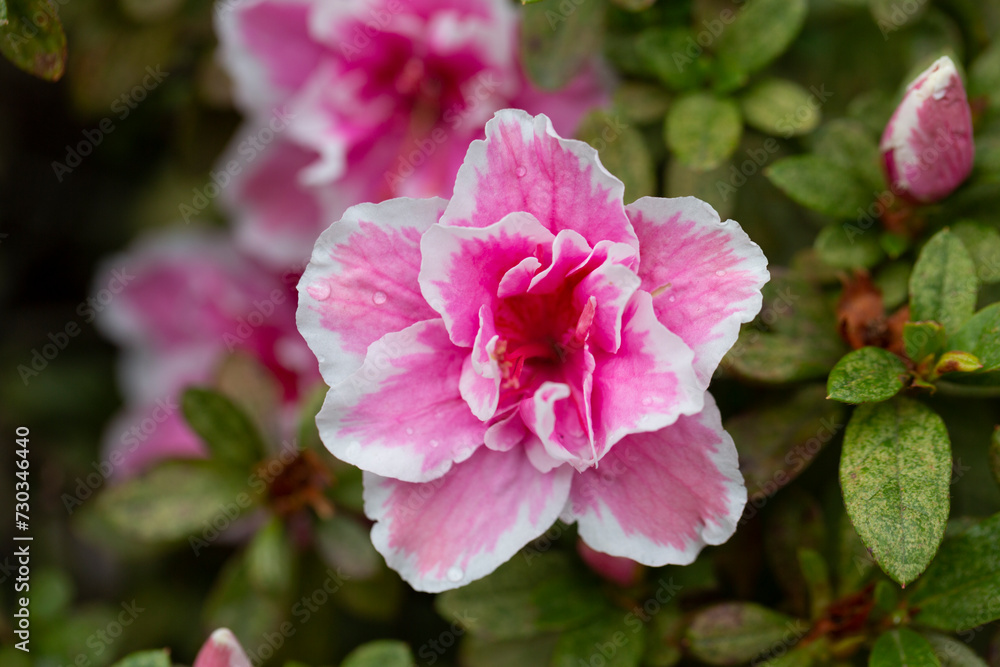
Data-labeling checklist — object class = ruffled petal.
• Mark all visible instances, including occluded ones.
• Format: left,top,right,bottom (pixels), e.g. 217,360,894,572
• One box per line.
318,320,485,483
364,445,572,592
566,394,746,565
442,109,638,251
297,197,445,386
591,291,703,451
627,196,768,387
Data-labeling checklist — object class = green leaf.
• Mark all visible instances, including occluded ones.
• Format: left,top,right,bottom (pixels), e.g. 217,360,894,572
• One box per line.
741,78,821,137
904,322,947,365
933,351,983,376
990,428,1000,488
952,221,1000,285
314,514,381,580
95,461,257,544
0,0,66,81
875,262,913,311
576,110,655,203
666,158,735,221
766,156,871,219
814,224,885,269
608,0,655,10
109,651,172,667
551,607,646,667
869,629,940,667
726,384,845,501
713,0,808,90
948,304,1000,372
643,603,684,667
909,230,978,334
0,0,7,25
520,0,605,90
341,640,415,667
435,551,604,641
460,634,560,667
635,27,709,91
182,387,268,469
687,603,804,665
665,93,742,170
827,347,908,404
908,513,1000,631
811,118,883,190
969,39,1000,110
204,554,287,649
921,633,989,667
797,548,832,620
613,82,672,124
840,398,951,585
246,516,295,595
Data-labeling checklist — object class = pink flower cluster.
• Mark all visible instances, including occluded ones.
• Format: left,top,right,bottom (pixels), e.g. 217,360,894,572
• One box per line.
298,110,769,592
215,0,608,268
95,0,606,477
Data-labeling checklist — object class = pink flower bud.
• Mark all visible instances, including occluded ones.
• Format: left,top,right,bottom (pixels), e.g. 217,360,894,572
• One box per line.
880,56,974,204
577,539,643,587
194,628,253,667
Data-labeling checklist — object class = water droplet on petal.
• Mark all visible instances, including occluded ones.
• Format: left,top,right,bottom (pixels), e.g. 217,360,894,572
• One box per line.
405,427,414,436
447,566,464,582
668,295,676,302
715,270,726,277
641,397,653,406
429,439,440,448
372,291,388,305
515,165,527,178
308,282,331,301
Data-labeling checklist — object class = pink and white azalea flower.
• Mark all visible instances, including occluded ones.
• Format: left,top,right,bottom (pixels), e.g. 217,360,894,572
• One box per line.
194,628,252,667
297,110,769,592
880,56,974,204
94,230,319,477
215,0,609,268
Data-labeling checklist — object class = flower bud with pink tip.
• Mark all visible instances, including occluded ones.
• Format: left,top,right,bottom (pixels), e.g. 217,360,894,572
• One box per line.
194,628,253,667
880,56,974,203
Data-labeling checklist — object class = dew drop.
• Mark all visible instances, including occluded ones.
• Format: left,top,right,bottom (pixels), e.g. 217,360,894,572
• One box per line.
372,291,388,305
515,165,527,177
668,295,676,303
715,270,726,277
641,397,653,406
447,566,464,582
308,282,331,301
429,439,440,448
405,427,414,436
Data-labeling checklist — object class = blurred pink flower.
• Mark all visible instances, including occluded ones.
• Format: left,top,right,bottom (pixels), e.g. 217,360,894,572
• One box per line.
215,0,610,268
194,628,252,667
880,56,974,204
94,231,319,477
577,539,642,587
297,110,768,592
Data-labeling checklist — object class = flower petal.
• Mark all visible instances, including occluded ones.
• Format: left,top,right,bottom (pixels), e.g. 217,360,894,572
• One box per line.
419,211,555,347
364,445,572,592
442,109,638,251
297,197,445,386
591,291,703,452
318,319,484,483
221,136,326,270
566,393,746,565
627,196,768,387
194,628,253,667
